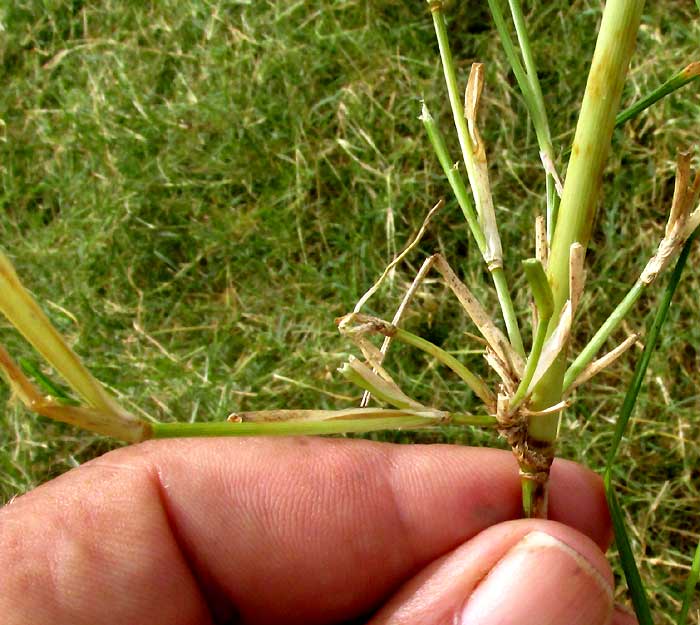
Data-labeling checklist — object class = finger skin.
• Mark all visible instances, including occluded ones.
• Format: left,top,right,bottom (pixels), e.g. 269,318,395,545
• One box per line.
0,437,611,625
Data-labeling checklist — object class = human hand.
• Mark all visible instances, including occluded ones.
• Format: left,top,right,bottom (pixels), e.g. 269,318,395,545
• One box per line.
1,437,636,624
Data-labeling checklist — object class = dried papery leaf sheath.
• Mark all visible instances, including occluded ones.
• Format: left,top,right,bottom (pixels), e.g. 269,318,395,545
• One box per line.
0,344,149,442
464,63,503,270
0,251,124,416
568,334,638,392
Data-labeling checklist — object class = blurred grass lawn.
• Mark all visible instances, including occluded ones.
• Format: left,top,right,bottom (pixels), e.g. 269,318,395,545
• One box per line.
0,0,699,618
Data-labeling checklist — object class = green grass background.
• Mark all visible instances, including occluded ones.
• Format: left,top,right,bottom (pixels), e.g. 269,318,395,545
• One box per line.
0,0,698,619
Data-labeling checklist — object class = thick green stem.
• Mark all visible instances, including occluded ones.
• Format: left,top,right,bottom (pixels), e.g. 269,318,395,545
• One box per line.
521,479,543,518
520,1,645,519
529,0,645,444
546,1,645,316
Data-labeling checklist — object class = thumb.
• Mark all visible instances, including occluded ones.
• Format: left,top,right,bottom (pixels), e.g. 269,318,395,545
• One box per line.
370,519,637,625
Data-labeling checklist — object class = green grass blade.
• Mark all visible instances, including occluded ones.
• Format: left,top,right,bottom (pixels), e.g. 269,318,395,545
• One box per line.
604,232,697,624
678,538,700,625
394,327,495,408
615,62,700,128
604,480,654,625
487,0,558,240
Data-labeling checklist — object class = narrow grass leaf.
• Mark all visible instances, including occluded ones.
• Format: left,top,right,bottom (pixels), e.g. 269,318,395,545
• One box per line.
605,232,698,624
605,481,654,625
485,0,547,145
419,104,487,256
615,62,700,128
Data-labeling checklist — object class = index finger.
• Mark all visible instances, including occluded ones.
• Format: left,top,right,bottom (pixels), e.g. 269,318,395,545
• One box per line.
0,437,609,625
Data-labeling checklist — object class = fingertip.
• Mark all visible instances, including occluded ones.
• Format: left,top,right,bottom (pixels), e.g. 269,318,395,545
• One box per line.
370,519,615,625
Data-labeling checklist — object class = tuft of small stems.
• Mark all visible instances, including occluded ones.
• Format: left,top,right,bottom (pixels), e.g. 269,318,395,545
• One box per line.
1,2,698,619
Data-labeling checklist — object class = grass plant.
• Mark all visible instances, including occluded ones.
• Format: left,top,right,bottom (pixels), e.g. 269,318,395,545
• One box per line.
1,1,699,620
